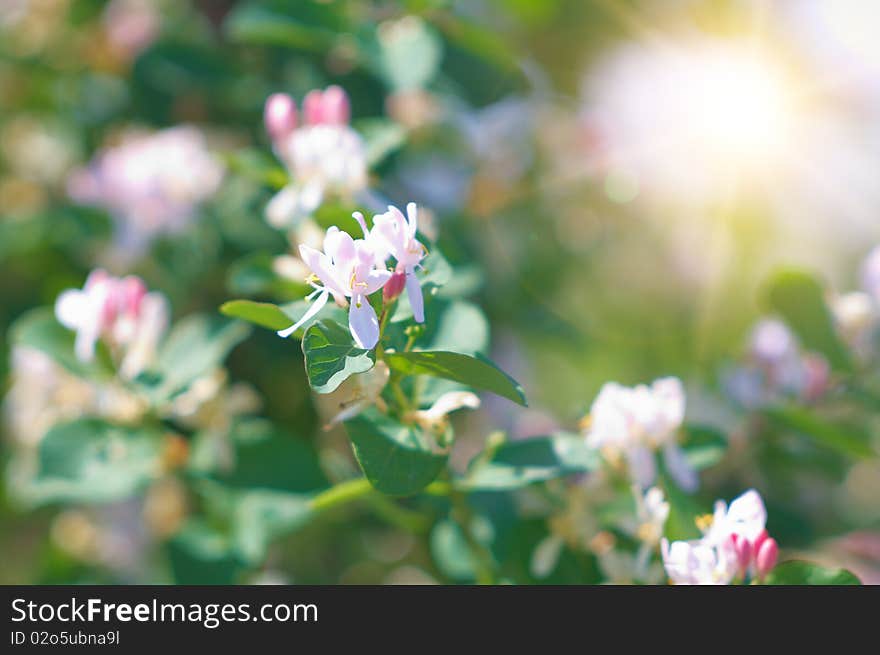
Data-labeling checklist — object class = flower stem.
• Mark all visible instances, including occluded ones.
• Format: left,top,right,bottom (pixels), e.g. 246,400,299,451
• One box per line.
309,477,374,513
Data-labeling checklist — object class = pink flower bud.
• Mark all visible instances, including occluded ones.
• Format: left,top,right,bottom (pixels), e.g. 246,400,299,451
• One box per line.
119,276,147,317
383,269,407,303
303,89,325,125
752,529,769,555
321,85,350,124
264,93,298,142
731,534,752,577
756,537,778,580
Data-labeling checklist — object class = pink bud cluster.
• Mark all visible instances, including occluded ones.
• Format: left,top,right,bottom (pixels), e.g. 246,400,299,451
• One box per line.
264,86,351,144
731,530,778,582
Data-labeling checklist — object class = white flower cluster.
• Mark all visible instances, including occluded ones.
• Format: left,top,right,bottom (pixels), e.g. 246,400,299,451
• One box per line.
584,377,697,492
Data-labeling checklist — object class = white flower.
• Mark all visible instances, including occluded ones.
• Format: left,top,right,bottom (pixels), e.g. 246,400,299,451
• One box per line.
585,377,697,491
277,225,391,349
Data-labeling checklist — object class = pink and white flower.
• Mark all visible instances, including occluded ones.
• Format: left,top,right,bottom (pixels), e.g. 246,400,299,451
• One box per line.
358,203,427,323
67,126,223,259
277,226,392,349
54,270,168,378
264,86,367,228
662,489,779,584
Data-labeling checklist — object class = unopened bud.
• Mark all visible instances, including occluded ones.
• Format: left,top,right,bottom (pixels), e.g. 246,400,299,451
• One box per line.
321,85,350,124
731,534,752,577
755,537,778,580
303,89,325,125
120,276,147,316
383,270,407,303
264,93,298,142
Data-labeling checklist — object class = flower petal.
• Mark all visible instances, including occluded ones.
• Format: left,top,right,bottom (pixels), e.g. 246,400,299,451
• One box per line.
348,294,380,349
277,289,329,338
405,268,424,323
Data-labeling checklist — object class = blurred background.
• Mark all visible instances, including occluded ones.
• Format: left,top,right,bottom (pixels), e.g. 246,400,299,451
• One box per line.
1,0,879,584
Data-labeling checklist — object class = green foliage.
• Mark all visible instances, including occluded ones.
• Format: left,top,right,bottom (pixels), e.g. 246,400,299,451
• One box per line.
462,433,599,491
302,319,376,393
764,405,875,459
10,308,112,380
24,419,163,505
681,425,729,471
385,351,527,406
345,408,448,496
764,561,861,585
144,315,251,402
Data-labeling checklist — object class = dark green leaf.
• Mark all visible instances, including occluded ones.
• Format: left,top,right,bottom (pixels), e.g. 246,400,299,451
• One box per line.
345,408,447,496
385,350,527,406
302,319,375,394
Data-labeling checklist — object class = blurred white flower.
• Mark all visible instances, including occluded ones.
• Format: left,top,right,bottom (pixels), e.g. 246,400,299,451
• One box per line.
661,536,739,585
264,86,368,228
585,377,697,491
67,126,223,259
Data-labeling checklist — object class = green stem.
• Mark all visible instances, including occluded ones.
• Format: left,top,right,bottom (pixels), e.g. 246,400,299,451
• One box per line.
309,477,374,513
366,495,432,534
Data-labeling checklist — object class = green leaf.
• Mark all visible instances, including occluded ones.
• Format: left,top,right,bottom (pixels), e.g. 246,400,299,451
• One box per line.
148,315,250,401
223,4,337,50
205,418,327,493
167,521,244,585
763,270,853,372
220,300,292,331
10,307,112,379
26,419,162,504
302,319,375,394
764,404,874,458
764,560,861,585
384,350,527,406
345,408,447,496
462,432,599,491
681,425,728,471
